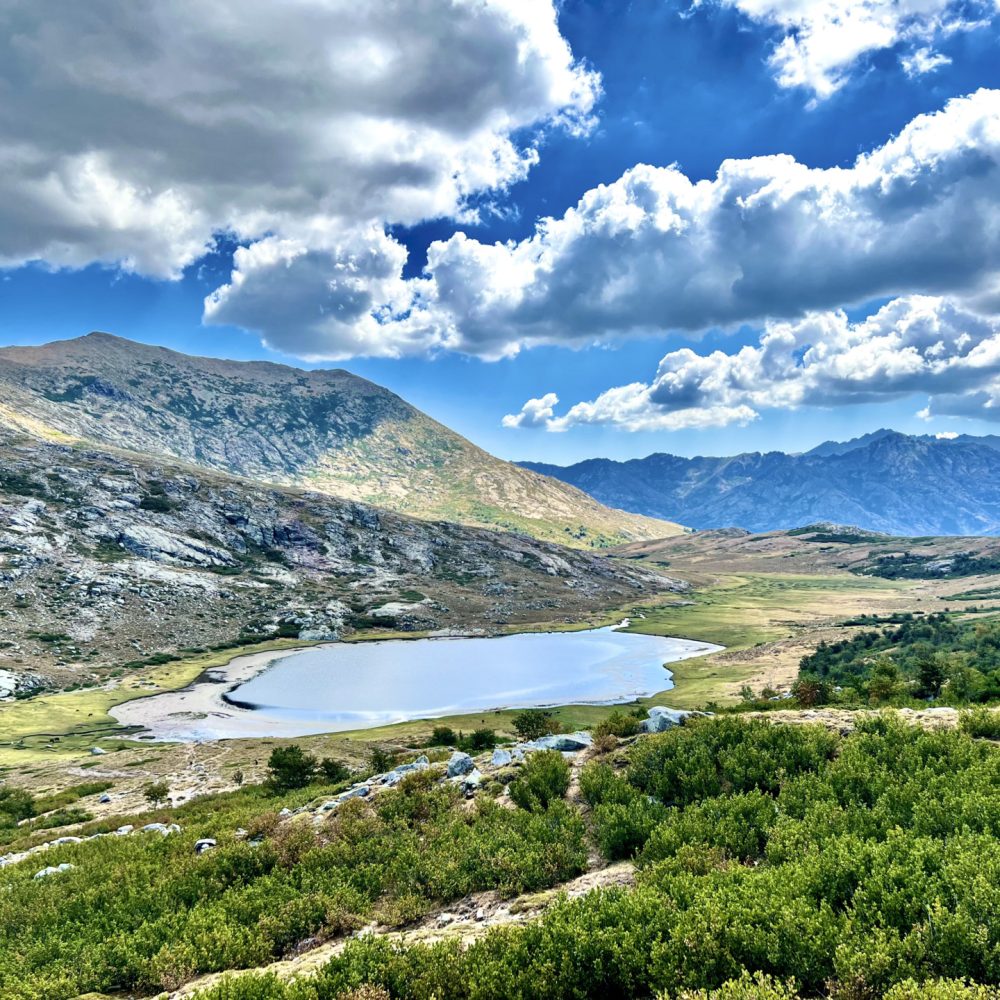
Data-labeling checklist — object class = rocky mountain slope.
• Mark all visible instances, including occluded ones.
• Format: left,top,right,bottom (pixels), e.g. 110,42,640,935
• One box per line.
0,424,681,693
0,333,679,548
522,431,1000,535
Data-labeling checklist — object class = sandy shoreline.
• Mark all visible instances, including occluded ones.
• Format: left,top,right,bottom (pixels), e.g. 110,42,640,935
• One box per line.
110,644,342,742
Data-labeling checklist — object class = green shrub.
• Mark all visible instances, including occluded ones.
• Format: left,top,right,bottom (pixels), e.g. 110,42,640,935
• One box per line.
579,762,636,807
139,494,174,513
35,807,93,829
509,751,570,812
318,758,351,784
959,707,1000,740
428,726,457,746
594,710,641,740
592,798,667,860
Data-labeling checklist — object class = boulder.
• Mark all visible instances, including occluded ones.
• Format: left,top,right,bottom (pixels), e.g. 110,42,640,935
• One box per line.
89,747,106,756
491,748,513,767
447,751,474,777
338,784,370,802
51,836,82,846
141,822,181,835
640,707,698,733
115,825,134,836
34,863,74,879
98,793,112,804
194,838,217,854
458,769,483,796
518,731,592,753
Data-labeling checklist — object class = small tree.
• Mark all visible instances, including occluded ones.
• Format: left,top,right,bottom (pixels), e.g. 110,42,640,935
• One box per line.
143,781,169,808
916,654,946,700
428,725,457,746
739,685,756,703
318,758,351,784
867,658,904,705
512,708,560,742
367,746,396,774
463,728,497,752
267,745,316,791
232,769,244,787
792,674,831,708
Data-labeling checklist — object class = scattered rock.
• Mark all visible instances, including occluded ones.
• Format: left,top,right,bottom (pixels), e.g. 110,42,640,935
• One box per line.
34,863,74,879
194,838,217,854
491,748,513,767
640,707,704,733
517,731,592,753
98,793,112,804
141,822,181,835
89,747,106,756
447,751,475,777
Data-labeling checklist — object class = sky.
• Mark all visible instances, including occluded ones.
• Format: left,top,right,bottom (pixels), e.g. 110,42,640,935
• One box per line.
1,0,999,462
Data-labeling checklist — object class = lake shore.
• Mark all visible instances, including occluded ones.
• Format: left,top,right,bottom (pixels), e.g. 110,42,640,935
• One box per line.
110,625,722,742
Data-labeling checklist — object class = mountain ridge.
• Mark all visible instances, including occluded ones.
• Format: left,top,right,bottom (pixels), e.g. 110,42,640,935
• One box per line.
521,431,1000,536
0,333,680,549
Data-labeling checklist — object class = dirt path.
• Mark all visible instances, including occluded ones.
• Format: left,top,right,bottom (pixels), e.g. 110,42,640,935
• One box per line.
168,860,635,999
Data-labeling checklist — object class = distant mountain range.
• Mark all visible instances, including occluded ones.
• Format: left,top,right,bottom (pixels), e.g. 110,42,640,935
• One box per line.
521,429,1000,536
0,333,678,548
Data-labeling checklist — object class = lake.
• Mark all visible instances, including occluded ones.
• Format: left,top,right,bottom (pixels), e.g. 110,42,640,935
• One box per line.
111,623,722,741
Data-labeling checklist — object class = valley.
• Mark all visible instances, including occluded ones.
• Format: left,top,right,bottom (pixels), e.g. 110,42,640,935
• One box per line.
4,338,1000,1000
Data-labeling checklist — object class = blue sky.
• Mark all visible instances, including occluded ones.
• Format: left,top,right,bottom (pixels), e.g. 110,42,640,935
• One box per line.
2,0,999,462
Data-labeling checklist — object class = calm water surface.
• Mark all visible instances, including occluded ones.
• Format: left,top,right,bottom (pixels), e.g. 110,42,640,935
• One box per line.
226,624,721,730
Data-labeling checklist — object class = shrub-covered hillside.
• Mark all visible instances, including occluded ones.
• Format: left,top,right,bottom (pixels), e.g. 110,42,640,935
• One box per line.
794,613,1000,705
6,716,1000,998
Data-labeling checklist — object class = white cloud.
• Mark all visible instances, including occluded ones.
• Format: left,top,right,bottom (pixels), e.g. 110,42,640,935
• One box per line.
359,89,1000,361
501,392,561,429
708,0,996,100
507,296,1000,431
0,0,597,290
901,46,952,77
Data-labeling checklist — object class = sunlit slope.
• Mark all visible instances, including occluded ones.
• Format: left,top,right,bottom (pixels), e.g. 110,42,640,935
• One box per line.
0,332,681,548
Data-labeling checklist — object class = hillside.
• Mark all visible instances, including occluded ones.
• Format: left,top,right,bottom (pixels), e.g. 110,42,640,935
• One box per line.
521,430,1000,535
0,334,679,548
0,423,680,693
614,523,1000,581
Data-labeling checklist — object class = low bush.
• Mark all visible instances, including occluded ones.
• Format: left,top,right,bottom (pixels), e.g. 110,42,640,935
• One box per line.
509,750,570,811
959,707,1000,740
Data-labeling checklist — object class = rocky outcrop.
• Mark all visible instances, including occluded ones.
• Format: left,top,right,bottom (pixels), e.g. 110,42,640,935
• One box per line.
0,424,683,683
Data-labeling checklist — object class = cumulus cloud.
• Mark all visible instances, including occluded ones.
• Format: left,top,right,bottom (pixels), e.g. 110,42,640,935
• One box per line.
369,89,1000,361
707,0,997,100
0,0,597,310
505,296,1000,431
501,393,561,429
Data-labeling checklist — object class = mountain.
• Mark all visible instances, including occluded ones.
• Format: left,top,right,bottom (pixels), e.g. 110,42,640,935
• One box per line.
0,421,680,691
0,333,679,549
521,431,1000,535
